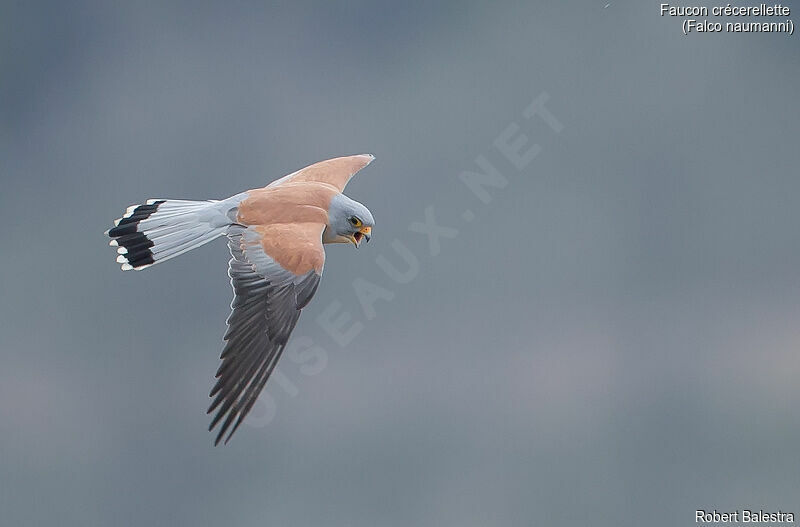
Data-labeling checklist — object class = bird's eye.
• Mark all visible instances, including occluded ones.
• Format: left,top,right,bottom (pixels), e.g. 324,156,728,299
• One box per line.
349,216,362,227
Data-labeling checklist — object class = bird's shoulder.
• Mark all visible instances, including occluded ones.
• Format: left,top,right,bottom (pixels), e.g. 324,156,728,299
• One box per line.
236,181,338,227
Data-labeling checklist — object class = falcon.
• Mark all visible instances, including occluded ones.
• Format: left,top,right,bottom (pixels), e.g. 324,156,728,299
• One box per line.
106,154,376,445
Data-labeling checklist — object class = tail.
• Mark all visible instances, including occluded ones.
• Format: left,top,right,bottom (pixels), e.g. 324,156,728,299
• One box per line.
106,199,234,270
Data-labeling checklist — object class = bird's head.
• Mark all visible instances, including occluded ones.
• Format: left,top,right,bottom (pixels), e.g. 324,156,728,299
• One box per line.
324,194,374,248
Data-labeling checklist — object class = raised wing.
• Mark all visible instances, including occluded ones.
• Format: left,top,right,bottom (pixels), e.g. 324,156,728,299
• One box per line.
267,154,375,193
208,224,323,445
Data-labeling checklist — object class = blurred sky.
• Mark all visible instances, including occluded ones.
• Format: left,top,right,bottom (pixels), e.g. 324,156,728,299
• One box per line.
2,1,799,526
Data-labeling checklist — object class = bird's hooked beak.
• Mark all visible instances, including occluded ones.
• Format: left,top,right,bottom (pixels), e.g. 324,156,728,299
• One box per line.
351,226,372,248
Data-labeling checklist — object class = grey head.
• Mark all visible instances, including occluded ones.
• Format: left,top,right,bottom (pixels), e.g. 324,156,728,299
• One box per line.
323,193,375,247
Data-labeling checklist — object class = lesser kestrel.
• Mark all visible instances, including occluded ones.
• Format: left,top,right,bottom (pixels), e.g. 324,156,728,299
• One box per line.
107,155,376,444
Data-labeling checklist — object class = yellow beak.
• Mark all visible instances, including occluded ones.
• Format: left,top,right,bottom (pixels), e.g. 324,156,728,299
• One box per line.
352,226,372,247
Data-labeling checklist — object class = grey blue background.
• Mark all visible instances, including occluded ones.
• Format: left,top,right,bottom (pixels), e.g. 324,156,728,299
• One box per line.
2,1,799,526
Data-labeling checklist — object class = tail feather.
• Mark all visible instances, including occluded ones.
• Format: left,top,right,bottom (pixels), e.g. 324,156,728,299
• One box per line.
107,198,233,271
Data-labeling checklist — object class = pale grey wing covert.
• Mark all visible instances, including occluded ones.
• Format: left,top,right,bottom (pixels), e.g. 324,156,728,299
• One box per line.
208,225,321,445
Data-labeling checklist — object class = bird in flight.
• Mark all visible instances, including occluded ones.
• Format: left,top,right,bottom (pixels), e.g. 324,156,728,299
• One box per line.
106,154,376,445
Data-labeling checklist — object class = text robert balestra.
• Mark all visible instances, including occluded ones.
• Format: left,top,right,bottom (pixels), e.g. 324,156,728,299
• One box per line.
696,509,795,523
